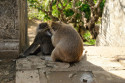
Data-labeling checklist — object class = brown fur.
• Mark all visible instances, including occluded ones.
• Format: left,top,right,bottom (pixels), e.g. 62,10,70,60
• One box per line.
49,21,84,63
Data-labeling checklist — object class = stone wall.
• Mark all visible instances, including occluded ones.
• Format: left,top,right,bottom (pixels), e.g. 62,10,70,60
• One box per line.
96,0,125,46
0,0,27,59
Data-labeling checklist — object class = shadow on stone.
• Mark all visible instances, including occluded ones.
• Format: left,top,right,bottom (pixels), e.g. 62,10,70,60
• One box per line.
16,54,125,83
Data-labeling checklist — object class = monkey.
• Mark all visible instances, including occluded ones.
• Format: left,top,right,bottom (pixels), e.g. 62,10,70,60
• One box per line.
19,22,54,58
48,21,84,63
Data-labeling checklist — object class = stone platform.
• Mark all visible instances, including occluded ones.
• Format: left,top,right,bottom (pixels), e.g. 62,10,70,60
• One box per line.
16,46,125,83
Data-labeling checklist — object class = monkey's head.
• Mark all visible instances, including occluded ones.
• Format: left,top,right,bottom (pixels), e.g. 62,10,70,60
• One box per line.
38,23,49,29
36,22,52,36
48,21,63,34
37,23,50,33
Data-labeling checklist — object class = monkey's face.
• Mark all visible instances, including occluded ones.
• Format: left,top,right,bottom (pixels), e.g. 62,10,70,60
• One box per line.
48,21,62,34
37,23,50,33
39,23,48,30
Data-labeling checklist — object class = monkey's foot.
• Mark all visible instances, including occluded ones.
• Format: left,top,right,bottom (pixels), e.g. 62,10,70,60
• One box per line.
18,53,27,59
40,56,52,61
40,56,45,60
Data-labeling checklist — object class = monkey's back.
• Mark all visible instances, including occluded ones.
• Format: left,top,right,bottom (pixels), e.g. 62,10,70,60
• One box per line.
53,24,83,62
36,30,54,55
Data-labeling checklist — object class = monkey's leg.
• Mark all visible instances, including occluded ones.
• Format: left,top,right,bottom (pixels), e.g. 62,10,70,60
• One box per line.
19,43,39,58
40,42,54,56
30,46,41,55
51,48,65,62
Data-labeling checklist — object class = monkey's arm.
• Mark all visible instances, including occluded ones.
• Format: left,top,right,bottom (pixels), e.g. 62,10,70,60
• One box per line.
30,46,41,55
19,42,39,58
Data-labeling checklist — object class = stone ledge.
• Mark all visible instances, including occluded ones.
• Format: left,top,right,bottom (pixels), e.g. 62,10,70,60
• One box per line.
0,42,19,50
0,50,19,59
16,46,125,83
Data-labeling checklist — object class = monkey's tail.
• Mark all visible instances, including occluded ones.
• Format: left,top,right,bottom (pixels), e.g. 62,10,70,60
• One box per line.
78,49,87,62
83,49,87,56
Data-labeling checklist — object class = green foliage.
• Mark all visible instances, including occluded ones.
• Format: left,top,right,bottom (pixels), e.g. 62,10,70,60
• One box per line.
94,0,97,3
79,4,90,19
84,40,96,45
100,0,106,13
27,0,105,21
28,8,44,20
93,0,105,13
63,9,74,17
52,5,59,17
27,0,105,45
83,31,96,45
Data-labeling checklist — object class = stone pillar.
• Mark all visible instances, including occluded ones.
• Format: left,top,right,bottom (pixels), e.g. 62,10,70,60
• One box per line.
0,0,27,59
96,0,125,46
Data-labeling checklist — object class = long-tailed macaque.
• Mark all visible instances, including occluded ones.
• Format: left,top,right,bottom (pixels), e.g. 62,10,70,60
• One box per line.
49,21,84,63
19,23,54,58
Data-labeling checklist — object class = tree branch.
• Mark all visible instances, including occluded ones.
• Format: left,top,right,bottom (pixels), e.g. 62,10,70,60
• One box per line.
67,13,77,23
66,0,87,23
56,0,68,22
81,12,88,28
86,0,95,7
94,0,103,8
41,8,58,21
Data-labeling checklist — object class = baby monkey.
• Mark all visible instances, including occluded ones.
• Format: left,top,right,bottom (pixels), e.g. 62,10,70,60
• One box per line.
49,21,84,63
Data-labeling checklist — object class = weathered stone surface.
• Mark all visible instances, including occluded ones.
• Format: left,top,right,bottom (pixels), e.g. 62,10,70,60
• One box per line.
0,0,27,58
16,56,46,70
16,56,70,70
93,71,125,83
38,71,96,83
16,70,40,83
0,50,19,59
16,47,125,71
38,70,47,83
96,0,125,46
0,60,15,83
0,0,19,39
0,0,19,58
0,40,19,58
116,55,125,66
0,40,19,50
16,46,125,83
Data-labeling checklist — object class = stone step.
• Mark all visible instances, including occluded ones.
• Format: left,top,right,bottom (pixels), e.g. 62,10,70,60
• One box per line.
16,70,125,83
16,46,125,83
